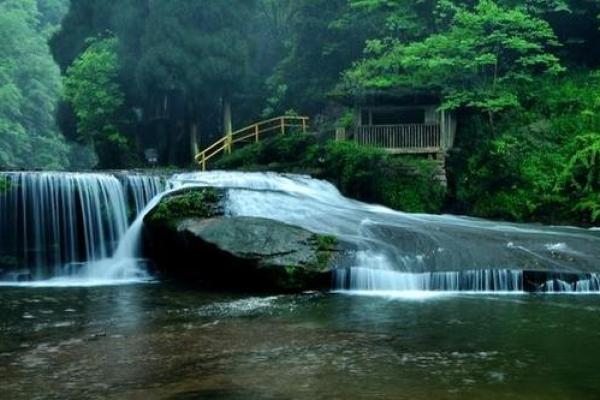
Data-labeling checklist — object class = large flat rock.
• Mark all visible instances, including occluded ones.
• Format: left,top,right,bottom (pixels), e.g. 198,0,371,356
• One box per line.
142,188,340,292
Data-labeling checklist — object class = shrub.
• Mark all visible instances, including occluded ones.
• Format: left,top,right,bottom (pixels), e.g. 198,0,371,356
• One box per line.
215,133,446,213
559,133,600,222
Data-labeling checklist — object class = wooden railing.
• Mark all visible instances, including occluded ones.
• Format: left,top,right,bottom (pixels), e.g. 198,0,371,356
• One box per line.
196,116,309,170
354,124,442,154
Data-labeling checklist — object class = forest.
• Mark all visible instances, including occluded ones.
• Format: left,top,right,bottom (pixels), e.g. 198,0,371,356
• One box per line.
1,0,599,225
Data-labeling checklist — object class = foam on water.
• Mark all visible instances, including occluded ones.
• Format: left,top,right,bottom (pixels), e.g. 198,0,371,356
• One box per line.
2,171,600,292
0,172,165,285
168,172,600,294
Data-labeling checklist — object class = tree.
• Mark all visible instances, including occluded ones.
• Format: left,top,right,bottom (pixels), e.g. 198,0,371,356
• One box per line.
63,36,132,168
345,0,564,125
51,0,260,165
0,0,70,169
560,132,600,222
130,0,258,163
266,0,391,116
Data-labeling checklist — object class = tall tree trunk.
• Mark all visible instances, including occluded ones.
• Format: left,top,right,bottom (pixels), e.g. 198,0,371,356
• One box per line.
488,110,496,138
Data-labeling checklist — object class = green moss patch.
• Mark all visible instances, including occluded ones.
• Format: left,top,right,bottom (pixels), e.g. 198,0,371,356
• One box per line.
145,188,224,229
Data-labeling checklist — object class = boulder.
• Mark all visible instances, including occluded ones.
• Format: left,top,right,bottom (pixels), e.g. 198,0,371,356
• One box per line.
142,188,340,292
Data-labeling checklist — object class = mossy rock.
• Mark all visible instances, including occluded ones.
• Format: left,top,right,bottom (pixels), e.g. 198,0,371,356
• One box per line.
143,190,343,292
144,187,224,229
178,217,340,291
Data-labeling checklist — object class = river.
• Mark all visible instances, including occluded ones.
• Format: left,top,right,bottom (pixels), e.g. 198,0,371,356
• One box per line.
2,285,600,399
1,171,600,399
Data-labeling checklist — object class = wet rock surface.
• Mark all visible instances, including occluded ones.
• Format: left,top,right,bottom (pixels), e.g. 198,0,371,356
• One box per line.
143,188,341,292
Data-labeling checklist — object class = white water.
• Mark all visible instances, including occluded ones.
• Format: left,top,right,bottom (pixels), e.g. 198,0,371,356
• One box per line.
0,172,164,285
2,171,600,292
334,268,524,292
168,171,600,294
123,174,166,215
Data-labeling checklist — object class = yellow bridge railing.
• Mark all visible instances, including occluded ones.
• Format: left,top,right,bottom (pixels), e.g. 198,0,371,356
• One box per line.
195,116,309,171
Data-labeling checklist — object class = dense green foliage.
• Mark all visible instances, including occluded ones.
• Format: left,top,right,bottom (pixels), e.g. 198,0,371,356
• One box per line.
145,188,223,229
215,134,446,213
0,0,70,169
51,0,259,167
345,1,564,119
64,37,132,168
2,0,600,224
454,72,600,223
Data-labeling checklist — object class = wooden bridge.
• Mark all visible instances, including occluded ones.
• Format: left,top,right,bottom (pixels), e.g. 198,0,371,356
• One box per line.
196,115,455,171
196,116,309,170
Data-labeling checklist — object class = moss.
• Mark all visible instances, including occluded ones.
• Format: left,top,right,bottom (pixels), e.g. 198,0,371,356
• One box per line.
311,234,339,272
0,176,10,193
145,188,223,229
266,234,338,291
313,234,337,251
214,134,446,214
278,265,312,291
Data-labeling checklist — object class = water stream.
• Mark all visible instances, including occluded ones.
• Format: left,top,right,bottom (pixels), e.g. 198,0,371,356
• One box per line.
2,285,600,400
169,171,600,293
1,171,600,293
2,171,600,398
0,172,164,284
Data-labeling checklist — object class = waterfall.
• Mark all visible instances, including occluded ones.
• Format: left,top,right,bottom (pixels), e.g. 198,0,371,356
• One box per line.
1,170,600,292
334,268,524,292
541,274,600,293
168,171,600,294
0,172,163,283
122,174,166,215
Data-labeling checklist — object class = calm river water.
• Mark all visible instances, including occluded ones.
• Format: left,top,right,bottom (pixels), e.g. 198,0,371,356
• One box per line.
1,285,600,399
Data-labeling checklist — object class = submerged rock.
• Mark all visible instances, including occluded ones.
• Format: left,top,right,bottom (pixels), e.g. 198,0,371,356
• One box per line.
143,188,340,292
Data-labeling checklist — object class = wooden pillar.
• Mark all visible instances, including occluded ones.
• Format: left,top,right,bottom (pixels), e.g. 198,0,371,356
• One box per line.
223,99,232,154
190,122,199,161
440,110,446,150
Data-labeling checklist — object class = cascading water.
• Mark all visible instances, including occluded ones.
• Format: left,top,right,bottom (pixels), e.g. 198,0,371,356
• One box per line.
168,171,600,294
122,174,166,215
0,172,164,284
1,170,600,292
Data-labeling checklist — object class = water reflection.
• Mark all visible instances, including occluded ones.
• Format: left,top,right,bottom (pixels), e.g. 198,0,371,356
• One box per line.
1,285,600,399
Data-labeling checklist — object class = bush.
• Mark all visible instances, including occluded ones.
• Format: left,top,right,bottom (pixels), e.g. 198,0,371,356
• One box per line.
378,157,446,213
453,71,600,225
214,134,318,171
559,133,600,222
215,133,446,214
314,141,386,202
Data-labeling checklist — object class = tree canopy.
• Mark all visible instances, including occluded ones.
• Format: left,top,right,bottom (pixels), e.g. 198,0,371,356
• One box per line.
0,0,70,169
345,1,564,117
1,0,600,223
